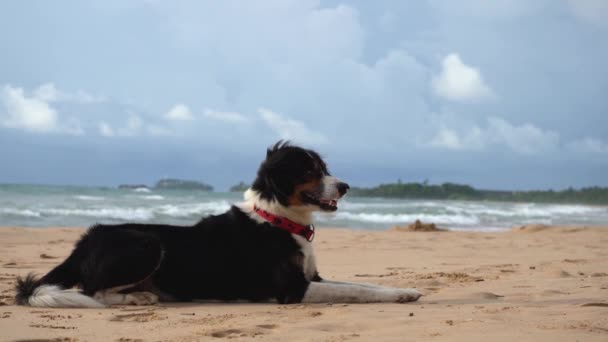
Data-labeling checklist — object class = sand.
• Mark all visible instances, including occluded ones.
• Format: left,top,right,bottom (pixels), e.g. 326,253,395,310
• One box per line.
0,225,607,341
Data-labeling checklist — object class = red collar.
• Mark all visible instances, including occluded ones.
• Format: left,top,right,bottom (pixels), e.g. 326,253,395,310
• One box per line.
253,206,315,242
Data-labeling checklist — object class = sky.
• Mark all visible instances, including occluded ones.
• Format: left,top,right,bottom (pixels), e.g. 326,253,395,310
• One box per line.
1,0,607,191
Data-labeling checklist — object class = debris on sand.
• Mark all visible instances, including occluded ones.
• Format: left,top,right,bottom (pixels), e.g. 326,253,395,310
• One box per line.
392,220,445,232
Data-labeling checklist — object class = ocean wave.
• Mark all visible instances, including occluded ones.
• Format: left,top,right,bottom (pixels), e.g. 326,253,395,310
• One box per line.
0,208,41,217
74,195,105,201
157,202,231,217
332,212,479,225
133,188,151,193
140,195,164,200
512,203,603,216
340,200,447,210
425,202,605,218
41,208,154,221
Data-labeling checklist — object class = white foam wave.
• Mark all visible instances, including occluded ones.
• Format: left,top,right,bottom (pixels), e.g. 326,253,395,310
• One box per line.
0,208,41,217
512,203,602,216
141,195,164,200
332,212,479,225
340,200,447,210
41,208,154,221
133,188,151,193
74,195,105,201
419,202,605,218
157,202,231,217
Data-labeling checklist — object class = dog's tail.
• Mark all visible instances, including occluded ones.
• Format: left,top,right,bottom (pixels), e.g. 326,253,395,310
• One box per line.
15,255,104,308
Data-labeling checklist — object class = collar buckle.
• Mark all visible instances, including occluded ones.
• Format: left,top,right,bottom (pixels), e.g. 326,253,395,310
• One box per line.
305,224,315,242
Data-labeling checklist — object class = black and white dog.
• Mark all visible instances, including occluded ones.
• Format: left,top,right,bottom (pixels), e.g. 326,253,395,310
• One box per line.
16,142,421,307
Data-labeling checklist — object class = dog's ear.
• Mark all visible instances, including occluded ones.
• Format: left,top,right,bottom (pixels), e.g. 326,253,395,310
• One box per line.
266,140,291,159
251,168,290,205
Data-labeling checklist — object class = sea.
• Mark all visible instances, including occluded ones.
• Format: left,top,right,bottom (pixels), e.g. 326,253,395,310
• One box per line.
1,184,607,232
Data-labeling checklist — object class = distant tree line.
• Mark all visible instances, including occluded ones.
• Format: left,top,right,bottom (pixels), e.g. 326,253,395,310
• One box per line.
349,182,608,205
119,178,214,191
229,181,249,192
119,178,608,204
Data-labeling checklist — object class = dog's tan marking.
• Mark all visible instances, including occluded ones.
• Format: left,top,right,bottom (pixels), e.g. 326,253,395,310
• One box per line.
288,179,322,206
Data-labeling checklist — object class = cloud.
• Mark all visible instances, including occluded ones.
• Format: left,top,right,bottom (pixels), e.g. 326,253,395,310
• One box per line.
486,117,559,154
258,108,327,145
118,115,144,136
0,83,107,134
567,137,608,154
161,1,364,64
430,125,483,151
1,84,59,133
432,53,493,102
33,83,104,104
567,0,608,28
100,114,174,138
146,125,173,136
203,109,249,123
429,117,559,154
428,0,551,19
165,104,194,121
99,122,114,137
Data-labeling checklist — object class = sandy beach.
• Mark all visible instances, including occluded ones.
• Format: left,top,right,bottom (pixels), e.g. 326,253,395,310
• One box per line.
0,225,607,341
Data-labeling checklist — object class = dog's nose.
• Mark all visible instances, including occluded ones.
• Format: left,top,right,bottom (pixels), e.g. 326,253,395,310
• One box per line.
337,182,350,196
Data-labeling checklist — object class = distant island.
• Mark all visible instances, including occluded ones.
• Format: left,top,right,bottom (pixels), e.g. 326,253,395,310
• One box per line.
350,181,608,205
229,181,250,192
118,179,213,191
154,178,213,191
118,184,150,190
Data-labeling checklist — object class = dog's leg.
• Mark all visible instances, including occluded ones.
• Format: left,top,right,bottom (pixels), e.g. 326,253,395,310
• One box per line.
79,229,164,297
302,282,421,303
319,280,387,289
94,285,159,306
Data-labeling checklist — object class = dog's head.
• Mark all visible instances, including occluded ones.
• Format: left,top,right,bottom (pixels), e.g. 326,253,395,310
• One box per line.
250,141,349,213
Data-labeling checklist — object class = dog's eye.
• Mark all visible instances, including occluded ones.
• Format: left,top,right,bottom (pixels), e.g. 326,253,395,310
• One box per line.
305,170,319,178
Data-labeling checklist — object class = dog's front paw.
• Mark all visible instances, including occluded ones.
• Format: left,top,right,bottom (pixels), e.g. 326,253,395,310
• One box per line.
127,292,159,305
394,288,422,303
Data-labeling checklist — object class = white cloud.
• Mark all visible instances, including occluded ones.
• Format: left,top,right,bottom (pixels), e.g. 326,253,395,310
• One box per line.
63,118,84,136
258,108,327,145
432,53,493,102
70,90,105,104
33,83,61,102
101,114,173,138
160,1,365,64
567,137,608,154
428,0,551,19
118,115,144,136
203,109,249,123
0,83,109,135
430,125,483,150
486,117,559,154
99,122,114,137
165,104,194,121
147,125,173,136
1,84,59,133
428,117,559,154
33,83,104,104
567,0,608,28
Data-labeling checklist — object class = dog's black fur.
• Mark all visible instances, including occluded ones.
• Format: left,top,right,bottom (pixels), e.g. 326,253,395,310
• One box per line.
16,141,341,305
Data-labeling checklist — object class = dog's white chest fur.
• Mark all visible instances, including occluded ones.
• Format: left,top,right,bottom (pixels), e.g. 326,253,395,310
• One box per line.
291,234,317,281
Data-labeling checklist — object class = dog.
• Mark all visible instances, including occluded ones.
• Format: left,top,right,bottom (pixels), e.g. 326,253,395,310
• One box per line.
15,141,421,307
